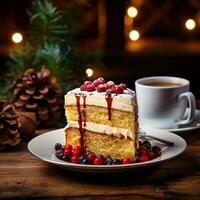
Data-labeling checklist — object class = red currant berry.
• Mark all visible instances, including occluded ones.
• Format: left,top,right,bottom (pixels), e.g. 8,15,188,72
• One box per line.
84,81,92,85
86,84,95,92
92,80,99,87
119,83,126,90
106,81,115,89
139,150,147,156
65,144,72,150
64,148,71,156
138,145,148,152
72,149,81,157
147,151,155,160
93,157,103,165
122,158,132,164
80,85,86,91
73,146,82,152
87,153,96,161
71,156,79,164
140,155,149,162
97,84,107,92
114,85,123,94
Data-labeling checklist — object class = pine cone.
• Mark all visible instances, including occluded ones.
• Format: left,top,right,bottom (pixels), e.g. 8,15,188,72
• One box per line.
12,67,62,126
0,100,21,150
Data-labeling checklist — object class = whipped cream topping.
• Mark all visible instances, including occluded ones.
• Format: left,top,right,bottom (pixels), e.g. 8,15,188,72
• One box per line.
66,121,135,139
65,88,135,112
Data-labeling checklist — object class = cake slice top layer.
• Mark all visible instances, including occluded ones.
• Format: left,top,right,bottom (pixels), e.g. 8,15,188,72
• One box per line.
65,88,135,112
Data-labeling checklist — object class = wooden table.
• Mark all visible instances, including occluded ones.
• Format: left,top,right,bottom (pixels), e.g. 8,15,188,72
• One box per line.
0,129,200,200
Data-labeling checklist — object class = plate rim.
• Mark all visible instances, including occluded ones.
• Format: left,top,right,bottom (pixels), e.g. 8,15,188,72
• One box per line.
28,128,187,170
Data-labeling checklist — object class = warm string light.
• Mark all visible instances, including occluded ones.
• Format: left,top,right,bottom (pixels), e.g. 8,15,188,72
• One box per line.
185,19,196,30
86,68,93,77
129,30,140,41
12,32,23,43
127,6,138,18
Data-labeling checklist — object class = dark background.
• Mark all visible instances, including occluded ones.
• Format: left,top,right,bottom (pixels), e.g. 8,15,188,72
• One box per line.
0,0,200,97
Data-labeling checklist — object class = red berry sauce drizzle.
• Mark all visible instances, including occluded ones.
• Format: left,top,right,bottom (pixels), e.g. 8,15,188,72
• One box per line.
82,94,87,127
105,95,113,121
75,94,86,149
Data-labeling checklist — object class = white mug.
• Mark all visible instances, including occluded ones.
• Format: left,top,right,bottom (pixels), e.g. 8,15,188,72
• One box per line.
135,76,196,129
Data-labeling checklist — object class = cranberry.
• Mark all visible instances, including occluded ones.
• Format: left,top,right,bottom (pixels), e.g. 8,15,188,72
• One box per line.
80,85,86,91
72,149,81,157
73,146,82,152
71,156,79,164
114,85,124,94
55,143,62,151
140,155,149,162
97,84,107,92
86,84,95,92
87,153,96,161
119,83,126,90
93,157,103,165
84,81,92,85
106,81,115,89
122,158,132,164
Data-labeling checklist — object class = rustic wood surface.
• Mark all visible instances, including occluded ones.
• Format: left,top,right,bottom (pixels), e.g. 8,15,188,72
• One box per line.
0,128,200,200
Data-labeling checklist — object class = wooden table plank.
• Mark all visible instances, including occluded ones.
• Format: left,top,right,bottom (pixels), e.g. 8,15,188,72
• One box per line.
0,129,200,199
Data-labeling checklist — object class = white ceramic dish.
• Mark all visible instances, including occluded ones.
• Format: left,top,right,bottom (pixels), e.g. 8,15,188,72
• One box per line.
28,128,186,173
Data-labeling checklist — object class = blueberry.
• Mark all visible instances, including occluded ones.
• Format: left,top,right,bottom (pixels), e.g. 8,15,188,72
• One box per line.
78,155,85,164
105,157,113,165
112,159,122,165
55,143,62,151
152,145,161,153
142,140,151,149
81,158,92,165
55,150,64,159
139,140,142,146
133,156,140,163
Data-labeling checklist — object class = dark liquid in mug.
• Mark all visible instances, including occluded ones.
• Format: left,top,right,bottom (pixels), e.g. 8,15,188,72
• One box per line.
143,81,183,87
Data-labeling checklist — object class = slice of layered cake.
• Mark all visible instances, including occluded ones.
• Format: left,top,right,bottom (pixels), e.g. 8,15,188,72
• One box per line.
64,78,138,159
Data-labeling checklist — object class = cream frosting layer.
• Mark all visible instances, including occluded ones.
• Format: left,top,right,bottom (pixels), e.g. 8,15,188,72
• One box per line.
66,121,135,139
65,88,135,112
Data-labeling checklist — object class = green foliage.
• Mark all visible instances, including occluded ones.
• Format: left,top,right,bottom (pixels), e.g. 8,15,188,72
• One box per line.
5,0,103,95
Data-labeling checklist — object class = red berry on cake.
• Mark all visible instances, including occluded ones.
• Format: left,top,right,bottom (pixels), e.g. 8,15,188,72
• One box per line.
119,83,126,90
84,81,92,85
122,158,132,164
93,157,103,165
80,85,86,91
71,156,79,163
97,77,105,84
86,84,95,92
97,84,107,92
114,85,124,94
106,81,115,89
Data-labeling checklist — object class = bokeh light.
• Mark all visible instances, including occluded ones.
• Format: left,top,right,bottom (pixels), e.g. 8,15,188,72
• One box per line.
185,19,196,30
12,32,23,43
127,6,138,18
86,68,93,77
129,30,140,41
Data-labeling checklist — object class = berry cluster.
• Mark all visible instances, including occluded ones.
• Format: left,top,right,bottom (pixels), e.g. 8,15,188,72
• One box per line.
80,77,127,94
54,140,161,165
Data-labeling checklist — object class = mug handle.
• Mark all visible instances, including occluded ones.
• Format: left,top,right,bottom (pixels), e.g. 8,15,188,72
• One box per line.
177,92,196,125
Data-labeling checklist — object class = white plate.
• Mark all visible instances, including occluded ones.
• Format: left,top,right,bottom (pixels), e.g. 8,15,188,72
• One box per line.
28,128,186,173
166,108,200,133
